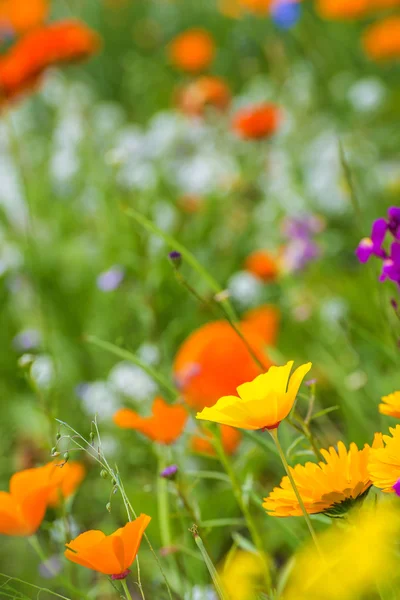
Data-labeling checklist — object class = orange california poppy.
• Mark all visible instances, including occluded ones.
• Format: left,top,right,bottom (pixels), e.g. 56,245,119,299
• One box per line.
0,20,100,104
197,361,312,431
113,397,188,445
316,0,369,19
191,424,242,456
177,76,231,117
42,461,86,507
0,465,55,536
241,305,280,346
65,514,151,579
0,0,48,35
244,250,280,282
173,317,275,411
362,17,400,61
232,103,281,140
168,28,215,73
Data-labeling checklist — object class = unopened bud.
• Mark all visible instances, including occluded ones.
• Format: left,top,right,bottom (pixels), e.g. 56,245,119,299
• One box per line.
51,447,60,457
63,452,70,463
18,353,35,370
168,251,182,269
56,432,61,441
100,469,108,479
106,502,111,513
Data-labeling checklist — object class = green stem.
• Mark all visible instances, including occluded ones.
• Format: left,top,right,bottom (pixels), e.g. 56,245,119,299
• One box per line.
190,528,229,600
123,206,237,322
212,433,272,594
0,573,72,600
121,579,133,600
268,429,322,554
157,452,184,596
85,335,178,400
174,270,267,371
28,537,89,600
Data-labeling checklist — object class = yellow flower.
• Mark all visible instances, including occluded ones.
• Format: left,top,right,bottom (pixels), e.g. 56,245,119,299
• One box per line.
196,361,311,431
379,391,400,418
264,439,379,517
283,502,400,600
369,425,400,492
219,548,266,600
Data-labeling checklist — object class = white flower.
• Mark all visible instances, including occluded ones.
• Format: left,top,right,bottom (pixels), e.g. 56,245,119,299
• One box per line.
108,361,157,401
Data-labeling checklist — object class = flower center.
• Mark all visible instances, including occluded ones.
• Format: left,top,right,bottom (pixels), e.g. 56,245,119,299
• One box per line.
111,568,130,580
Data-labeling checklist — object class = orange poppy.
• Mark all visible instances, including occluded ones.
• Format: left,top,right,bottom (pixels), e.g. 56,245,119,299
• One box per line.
0,20,100,104
43,461,86,507
316,0,369,19
191,424,242,456
113,397,188,445
241,305,280,346
0,465,55,536
362,17,400,61
177,76,231,117
244,250,280,282
168,28,215,73
0,0,48,35
173,316,275,410
65,514,151,578
232,103,281,140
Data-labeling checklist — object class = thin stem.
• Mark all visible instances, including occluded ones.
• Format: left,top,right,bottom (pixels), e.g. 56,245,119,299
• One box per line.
190,527,229,600
86,335,178,400
212,433,272,594
174,271,267,371
28,537,89,600
121,579,133,600
123,205,238,322
0,573,72,600
268,429,322,554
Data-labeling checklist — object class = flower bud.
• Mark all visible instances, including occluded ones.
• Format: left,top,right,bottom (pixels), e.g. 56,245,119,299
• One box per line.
168,251,182,269
100,469,108,479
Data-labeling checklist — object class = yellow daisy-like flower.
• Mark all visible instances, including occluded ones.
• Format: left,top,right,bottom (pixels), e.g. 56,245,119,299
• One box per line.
368,425,400,492
264,439,378,517
196,361,311,431
379,391,400,418
284,502,400,600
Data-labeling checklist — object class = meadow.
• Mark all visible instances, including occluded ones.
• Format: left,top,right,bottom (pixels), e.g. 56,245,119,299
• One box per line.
0,0,400,599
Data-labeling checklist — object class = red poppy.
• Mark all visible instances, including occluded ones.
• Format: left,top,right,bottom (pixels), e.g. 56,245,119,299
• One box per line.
233,103,281,139
0,20,100,104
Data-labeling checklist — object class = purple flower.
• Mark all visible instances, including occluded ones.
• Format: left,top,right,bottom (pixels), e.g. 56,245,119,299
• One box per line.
355,218,387,263
12,328,41,352
380,242,400,284
160,465,178,479
281,214,323,273
39,556,63,579
388,207,400,239
96,266,124,292
393,478,400,497
271,0,301,30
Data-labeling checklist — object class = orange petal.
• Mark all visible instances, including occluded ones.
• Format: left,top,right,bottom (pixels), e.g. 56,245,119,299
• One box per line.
118,514,151,569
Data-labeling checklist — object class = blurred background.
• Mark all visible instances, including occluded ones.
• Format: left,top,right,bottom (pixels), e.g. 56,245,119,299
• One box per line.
0,0,399,598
